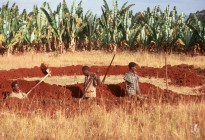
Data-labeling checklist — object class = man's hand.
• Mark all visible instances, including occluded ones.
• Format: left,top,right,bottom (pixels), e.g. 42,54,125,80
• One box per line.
93,73,101,85
22,93,28,99
2,91,10,100
93,73,98,78
46,69,51,76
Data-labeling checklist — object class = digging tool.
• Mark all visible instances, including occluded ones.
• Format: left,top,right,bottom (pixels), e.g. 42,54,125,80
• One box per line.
165,52,168,90
102,54,116,84
80,72,98,99
25,63,51,97
79,54,116,108
98,54,116,101
78,71,100,109
81,53,115,99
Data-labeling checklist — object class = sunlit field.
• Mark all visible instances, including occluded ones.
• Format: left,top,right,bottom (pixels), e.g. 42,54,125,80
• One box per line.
0,102,205,139
0,51,205,70
0,0,205,138
0,51,205,139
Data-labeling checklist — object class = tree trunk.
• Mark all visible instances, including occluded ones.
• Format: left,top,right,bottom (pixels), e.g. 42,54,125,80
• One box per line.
69,38,76,52
113,44,117,53
54,38,57,51
59,40,65,54
7,46,12,56
43,44,46,52
88,38,93,51
0,40,2,48
47,39,52,52
164,40,168,89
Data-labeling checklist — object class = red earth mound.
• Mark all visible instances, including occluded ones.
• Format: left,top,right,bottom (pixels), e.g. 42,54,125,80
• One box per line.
0,78,205,112
0,64,205,112
0,64,204,87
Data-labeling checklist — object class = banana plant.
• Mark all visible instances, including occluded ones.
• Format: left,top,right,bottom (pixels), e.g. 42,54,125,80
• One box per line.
41,2,65,53
41,0,87,52
83,11,101,50
186,13,205,44
6,4,46,53
66,0,87,52
0,0,205,54
138,6,162,51
1,2,26,54
138,6,188,52
100,0,134,52
1,2,12,47
121,9,141,50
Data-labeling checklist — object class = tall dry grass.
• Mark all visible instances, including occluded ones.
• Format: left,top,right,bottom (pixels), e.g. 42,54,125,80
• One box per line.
0,102,204,140
1,51,205,139
0,51,205,70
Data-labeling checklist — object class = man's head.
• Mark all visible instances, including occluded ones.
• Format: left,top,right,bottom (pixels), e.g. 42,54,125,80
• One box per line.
128,62,137,72
82,66,90,76
11,81,20,93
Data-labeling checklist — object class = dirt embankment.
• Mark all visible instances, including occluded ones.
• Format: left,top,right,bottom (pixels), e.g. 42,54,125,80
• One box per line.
0,64,205,112
0,64,204,87
0,79,205,112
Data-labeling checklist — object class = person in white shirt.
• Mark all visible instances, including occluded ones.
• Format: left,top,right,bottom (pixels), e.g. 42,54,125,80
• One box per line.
124,62,141,97
7,81,27,99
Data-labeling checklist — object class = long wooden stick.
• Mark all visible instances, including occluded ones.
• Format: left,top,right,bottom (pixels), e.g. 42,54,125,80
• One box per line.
102,54,116,84
26,74,49,96
165,52,168,90
79,54,116,106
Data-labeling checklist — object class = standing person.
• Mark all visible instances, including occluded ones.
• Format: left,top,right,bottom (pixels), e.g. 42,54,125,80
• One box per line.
4,81,27,99
124,62,141,97
82,66,101,99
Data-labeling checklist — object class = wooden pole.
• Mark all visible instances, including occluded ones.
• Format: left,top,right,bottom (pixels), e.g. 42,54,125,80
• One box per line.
165,52,168,90
102,54,116,84
100,54,116,101
26,74,49,96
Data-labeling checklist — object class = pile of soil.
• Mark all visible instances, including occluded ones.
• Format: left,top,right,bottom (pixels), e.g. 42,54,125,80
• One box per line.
0,79,204,112
0,64,204,87
0,64,205,112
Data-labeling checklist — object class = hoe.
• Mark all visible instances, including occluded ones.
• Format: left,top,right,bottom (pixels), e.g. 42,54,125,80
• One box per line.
25,63,51,97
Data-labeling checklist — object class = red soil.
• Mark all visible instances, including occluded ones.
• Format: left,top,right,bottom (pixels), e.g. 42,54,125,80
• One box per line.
0,64,204,87
0,64,205,112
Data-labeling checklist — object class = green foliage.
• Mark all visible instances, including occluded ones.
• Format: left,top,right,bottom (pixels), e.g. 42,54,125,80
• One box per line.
0,0,204,53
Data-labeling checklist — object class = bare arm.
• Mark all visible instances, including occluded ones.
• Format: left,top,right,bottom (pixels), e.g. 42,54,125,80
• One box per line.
136,82,141,94
2,91,10,100
125,81,129,95
22,92,28,98
96,74,101,85
136,76,141,94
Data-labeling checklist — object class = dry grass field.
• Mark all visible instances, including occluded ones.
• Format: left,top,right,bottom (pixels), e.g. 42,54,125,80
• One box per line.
0,51,205,70
0,51,205,140
0,102,205,139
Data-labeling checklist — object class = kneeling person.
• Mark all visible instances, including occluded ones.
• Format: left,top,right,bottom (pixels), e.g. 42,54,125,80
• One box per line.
7,81,27,99
124,62,141,97
82,66,101,98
